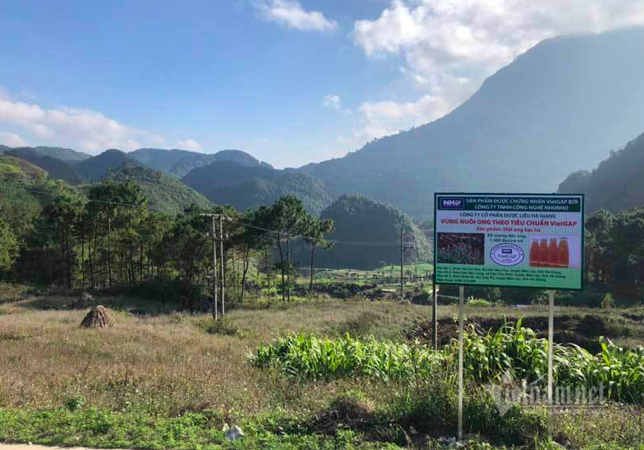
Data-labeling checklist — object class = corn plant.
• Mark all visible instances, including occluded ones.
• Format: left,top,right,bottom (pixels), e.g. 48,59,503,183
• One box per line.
254,322,644,404
253,334,444,382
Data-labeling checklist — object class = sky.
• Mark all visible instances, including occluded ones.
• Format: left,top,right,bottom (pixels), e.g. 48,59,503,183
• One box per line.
2,0,644,168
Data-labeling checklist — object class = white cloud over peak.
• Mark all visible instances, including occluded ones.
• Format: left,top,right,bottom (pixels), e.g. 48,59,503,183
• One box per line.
0,89,201,154
355,0,644,73
175,139,203,152
254,0,337,31
348,0,644,150
0,131,28,147
338,94,450,150
323,94,342,110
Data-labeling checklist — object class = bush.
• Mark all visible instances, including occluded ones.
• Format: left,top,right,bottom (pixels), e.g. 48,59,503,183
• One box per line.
129,275,206,306
467,297,495,307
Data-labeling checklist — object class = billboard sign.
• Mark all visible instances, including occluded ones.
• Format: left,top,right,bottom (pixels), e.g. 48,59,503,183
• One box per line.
434,193,584,290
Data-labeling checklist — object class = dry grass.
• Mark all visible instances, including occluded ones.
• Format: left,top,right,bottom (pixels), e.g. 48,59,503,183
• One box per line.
1,289,643,449
0,294,428,422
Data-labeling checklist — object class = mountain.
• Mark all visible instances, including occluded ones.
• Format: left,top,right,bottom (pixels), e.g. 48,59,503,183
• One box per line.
0,155,78,238
30,146,91,163
5,148,82,183
296,195,430,269
558,131,644,213
128,148,197,173
75,149,140,181
104,165,212,215
0,145,90,163
129,148,272,177
300,27,644,219
183,161,331,215
170,149,272,178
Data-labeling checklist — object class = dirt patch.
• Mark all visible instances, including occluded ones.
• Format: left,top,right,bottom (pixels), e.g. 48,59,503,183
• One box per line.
310,396,377,435
406,314,630,352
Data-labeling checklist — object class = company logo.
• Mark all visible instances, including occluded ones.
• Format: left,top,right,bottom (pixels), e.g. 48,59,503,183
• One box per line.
490,244,525,266
440,198,465,209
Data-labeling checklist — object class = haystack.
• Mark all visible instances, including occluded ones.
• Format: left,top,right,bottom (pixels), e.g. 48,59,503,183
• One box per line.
80,305,115,328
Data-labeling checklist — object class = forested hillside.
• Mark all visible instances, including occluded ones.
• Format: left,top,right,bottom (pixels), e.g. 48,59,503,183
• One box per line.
128,148,196,173
302,195,431,269
0,155,79,242
75,149,140,181
300,27,644,218
5,148,83,183
104,166,212,215
183,161,331,215
558,131,644,213
130,148,272,177
0,145,90,163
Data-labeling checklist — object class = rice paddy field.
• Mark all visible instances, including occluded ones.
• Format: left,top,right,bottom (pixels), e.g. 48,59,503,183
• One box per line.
0,282,643,450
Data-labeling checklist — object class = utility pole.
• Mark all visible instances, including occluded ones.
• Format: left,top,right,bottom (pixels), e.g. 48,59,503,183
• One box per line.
201,214,218,320
219,215,225,317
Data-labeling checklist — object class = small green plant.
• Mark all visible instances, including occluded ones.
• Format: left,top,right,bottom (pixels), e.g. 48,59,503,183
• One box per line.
64,395,86,411
204,317,245,338
467,297,495,307
601,292,615,309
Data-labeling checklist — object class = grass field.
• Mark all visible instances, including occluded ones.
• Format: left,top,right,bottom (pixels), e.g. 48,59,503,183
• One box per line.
0,283,643,449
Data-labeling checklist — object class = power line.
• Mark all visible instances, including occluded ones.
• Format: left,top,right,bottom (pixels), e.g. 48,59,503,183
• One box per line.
2,182,407,247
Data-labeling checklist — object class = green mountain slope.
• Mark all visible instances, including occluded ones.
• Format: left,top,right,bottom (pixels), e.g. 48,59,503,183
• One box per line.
558,132,644,213
0,145,90,163
0,156,78,238
300,27,644,219
183,161,331,215
104,165,212,215
128,148,197,173
170,149,272,177
129,148,273,178
298,195,431,269
75,149,140,181
5,148,83,183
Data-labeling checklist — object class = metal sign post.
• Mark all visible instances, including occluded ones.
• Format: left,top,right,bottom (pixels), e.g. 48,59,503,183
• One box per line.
547,289,555,439
432,282,438,350
458,285,465,442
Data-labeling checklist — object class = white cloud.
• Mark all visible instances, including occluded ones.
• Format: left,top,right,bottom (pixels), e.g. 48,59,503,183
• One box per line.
0,89,200,154
254,0,337,31
175,139,203,152
345,0,644,151
323,94,341,110
339,94,450,149
355,0,644,73
0,132,28,147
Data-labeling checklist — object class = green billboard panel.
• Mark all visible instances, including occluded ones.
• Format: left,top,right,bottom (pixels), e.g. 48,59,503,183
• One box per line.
434,193,585,290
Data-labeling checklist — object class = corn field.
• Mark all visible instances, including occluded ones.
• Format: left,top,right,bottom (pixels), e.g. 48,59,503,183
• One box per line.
254,321,644,403
254,334,444,382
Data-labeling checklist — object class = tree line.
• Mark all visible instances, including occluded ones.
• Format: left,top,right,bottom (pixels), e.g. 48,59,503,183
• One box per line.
585,207,644,286
0,180,334,311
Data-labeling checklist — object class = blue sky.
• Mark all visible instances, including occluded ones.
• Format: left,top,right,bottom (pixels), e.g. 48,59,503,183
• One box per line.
1,0,644,168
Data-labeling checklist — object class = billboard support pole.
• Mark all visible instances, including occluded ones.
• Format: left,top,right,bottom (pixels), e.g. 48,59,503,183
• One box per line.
432,276,438,350
547,289,555,439
458,285,464,442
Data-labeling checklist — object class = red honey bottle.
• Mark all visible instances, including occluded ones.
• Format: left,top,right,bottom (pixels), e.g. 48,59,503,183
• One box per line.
548,238,559,268
539,239,549,267
558,238,570,268
529,240,540,267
